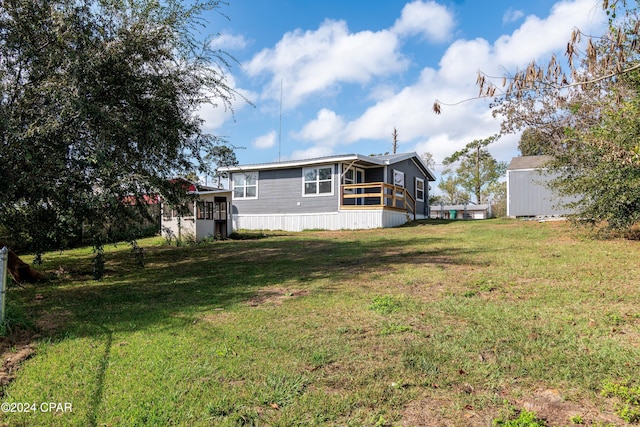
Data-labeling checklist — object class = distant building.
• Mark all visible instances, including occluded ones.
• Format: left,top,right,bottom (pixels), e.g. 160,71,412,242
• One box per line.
429,204,491,220
506,155,575,217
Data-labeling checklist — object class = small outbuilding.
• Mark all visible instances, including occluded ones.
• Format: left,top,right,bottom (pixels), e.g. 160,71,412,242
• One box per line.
161,180,232,242
506,155,575,218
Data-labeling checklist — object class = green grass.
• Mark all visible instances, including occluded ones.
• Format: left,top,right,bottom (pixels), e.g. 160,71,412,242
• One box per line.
1,219,640,426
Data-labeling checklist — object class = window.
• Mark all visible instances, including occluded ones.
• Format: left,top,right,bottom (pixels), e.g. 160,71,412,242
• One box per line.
393,170,405,188
393,170,405,198
303,166,333,196
415,178,425,202
172,204,193,218
196,202,205,219
232,172,258,199
197,201,215,220
215,198,227,220
205,202,214,220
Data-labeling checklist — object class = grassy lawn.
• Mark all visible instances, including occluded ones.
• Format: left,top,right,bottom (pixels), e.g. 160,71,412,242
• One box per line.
1,219,639,426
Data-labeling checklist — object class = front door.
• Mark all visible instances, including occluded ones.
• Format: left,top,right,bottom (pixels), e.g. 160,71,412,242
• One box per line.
343,165,365,205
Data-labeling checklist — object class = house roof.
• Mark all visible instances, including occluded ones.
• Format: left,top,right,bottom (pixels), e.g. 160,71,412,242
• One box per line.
170,177,225,193
507,155,554,170
218,152,436,181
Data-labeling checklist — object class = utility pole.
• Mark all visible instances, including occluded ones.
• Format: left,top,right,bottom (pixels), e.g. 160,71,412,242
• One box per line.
392,128,398,154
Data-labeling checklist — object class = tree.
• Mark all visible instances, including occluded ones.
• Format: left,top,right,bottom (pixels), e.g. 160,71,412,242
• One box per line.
459,1,640,233
437,176,469,205
206,145,239,187
487,181,507,217
442,135,507,205
420,152,436,170
0,0,240,275
518,128,556,156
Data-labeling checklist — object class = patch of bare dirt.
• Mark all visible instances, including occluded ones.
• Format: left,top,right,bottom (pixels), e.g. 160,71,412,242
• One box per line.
0,310,70,396
35,310,71,333
401,396,494,427
247,288,310,307
401,388,625,427
517,388,622,426
0,329,38,394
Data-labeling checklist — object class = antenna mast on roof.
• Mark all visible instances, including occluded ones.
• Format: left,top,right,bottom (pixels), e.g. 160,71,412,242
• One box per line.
279,78,283,162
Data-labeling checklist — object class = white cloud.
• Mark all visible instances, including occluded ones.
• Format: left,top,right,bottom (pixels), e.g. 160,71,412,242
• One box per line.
254,131,277,149
493,0,603,67
199,102,233,132
293,109,345,144
209,33,248,50
198,73,256,132
288,145,335,161
290,0,606,164
391,0,455,42
502,8,525,24
438,38,492,83
243,19,408,108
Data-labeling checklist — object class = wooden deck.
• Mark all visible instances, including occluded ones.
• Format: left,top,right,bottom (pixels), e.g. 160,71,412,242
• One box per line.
340,182,415,219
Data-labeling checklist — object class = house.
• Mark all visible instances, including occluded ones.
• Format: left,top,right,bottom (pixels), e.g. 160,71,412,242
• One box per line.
429,204,491,220
161,179,232,242
507,155,574,217
218,152,436,232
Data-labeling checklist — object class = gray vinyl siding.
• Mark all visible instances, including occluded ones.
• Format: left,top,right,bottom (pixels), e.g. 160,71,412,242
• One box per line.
229,157,430,218
508,169,572,217
386,159,429,217
230,165,340,215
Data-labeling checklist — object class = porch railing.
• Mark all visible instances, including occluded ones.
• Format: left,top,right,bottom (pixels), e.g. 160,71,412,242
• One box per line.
341,182,416,219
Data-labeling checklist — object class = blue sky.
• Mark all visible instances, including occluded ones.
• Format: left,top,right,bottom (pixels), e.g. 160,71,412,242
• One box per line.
198,0,606,175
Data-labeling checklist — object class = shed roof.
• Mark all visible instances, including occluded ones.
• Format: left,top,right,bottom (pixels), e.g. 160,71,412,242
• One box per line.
507,155,554,170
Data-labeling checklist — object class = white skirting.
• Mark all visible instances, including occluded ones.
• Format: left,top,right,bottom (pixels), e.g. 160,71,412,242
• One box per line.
232,210,410,232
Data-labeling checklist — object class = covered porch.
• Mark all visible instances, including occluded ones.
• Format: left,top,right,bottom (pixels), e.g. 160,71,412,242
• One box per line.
340,183,416,219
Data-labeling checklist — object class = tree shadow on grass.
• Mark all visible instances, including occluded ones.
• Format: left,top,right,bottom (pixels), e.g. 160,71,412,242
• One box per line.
3,231,487,419
86,326,112,427
14,232,485,339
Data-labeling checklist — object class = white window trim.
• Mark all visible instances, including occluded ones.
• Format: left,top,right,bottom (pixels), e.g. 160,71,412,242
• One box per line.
415,177,425,202
302,165,335,197
232,172,259,200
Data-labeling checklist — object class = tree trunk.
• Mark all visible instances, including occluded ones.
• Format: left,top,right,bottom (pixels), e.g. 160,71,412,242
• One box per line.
1,245,45,284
